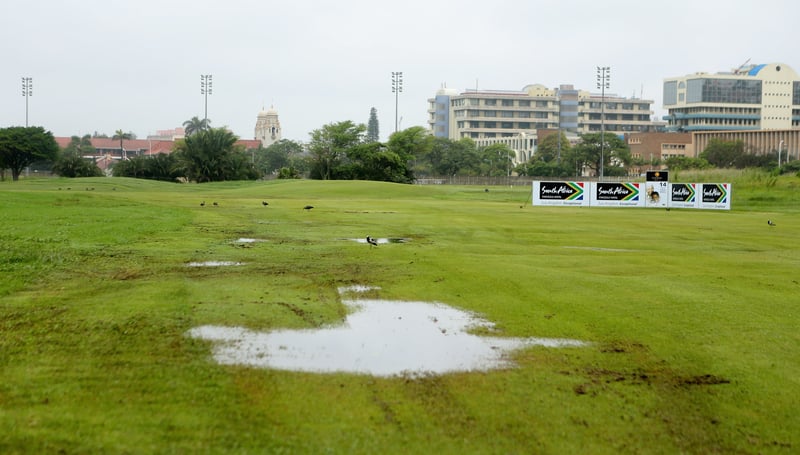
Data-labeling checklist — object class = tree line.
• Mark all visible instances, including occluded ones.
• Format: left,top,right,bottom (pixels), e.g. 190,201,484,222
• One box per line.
1,123,796,183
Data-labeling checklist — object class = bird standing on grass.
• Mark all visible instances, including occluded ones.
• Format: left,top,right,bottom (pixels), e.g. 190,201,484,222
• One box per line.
366,236,378,247
262,201,269,206
768,220,776,227
200,201,205,207
304,205,314,211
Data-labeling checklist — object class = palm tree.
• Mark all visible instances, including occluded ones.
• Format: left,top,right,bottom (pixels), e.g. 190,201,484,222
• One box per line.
183,116,211,137
112,129,133,160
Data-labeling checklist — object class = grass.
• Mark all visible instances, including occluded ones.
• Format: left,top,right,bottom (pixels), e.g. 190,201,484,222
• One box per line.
1,171,799,453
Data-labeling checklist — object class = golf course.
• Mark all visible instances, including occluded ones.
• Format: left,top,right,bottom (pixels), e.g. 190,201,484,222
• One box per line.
1,170,798,453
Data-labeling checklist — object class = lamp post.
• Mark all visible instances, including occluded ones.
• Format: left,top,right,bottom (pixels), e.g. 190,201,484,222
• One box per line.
200,74,212,124
391,71,403,133
596,66,610,180
22,77,32,127
777,139,784,168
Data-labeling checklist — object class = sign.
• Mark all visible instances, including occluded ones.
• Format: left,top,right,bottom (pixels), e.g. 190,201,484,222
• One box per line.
646,171,669,182
645,181,669,208
669,183,698,208
698,183,731,210
591,182,644,207
532,181,589,206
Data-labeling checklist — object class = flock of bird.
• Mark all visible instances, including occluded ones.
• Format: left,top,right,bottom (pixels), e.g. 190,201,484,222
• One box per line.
198,200,380,247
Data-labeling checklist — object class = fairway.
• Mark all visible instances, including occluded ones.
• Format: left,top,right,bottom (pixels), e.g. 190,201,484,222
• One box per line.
1,175,799,454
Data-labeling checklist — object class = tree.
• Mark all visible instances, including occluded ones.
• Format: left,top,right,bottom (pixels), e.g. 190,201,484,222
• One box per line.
0,126,60,181
52,135,103,177
307,121,366,180
424,137,480,176
112,129,133,160
700,139,745,168
256,139,304,175
480,143,515,177
572,132,631,177
366,107,380,142
534,131,571,164
183,116,211,137
173,127,244,183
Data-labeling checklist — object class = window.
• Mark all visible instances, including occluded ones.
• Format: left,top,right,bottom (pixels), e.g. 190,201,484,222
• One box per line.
484,111,497,117
519,100,531,107
501,111,514,118
518,112,530,118
501,99,514,106
485,99,497,106
484,121,496,128
501,122,513,129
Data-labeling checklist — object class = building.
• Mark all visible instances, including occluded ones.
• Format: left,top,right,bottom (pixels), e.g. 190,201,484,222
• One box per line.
663,62,800,132
624,131,694,169
254,106,282,147
427,84,657,164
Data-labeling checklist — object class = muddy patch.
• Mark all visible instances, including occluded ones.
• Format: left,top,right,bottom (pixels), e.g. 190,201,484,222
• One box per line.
188,286,587,377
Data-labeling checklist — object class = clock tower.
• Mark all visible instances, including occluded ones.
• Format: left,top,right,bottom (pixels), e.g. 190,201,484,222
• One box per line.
255,105,281,147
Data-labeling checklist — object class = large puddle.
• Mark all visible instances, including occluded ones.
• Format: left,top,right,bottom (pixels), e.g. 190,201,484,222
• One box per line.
188,286,586,377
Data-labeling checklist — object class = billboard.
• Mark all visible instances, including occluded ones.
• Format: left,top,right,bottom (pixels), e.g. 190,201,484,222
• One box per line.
590,182,645,207
669,183,698,208
532,181,589,206
698,183,732,210
644,181,669,208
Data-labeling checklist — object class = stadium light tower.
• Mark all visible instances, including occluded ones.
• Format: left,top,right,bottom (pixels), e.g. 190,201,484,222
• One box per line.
201,74,213,123
596,66,611,180
22,77,32,127
392,72,403,133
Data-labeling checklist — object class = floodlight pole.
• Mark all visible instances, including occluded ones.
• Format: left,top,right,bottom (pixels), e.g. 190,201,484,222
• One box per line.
22,77,32,127
201,74,213,124
392,72,403,133
597,66,611,181
778,139,784,168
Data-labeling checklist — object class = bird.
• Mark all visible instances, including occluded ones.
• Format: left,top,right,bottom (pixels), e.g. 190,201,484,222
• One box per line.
303,205,314,211
366,235,378,247
768,220,776,226
200,201,205,207
213,202,219,206
262,201,269,206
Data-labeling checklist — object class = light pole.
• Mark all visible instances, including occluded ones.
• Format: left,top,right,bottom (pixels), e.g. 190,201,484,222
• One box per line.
778,139,784,168
200,74,212,124
22,77,32,127
391,71,403,133
596,66,611,180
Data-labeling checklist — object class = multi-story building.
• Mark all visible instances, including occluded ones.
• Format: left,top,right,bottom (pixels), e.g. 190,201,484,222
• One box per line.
663,62,800,132
427,84,657,164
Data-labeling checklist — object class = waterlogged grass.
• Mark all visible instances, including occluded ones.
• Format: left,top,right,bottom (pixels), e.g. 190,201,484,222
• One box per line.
1,175,799,453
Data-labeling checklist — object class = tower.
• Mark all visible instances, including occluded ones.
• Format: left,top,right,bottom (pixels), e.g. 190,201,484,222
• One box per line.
255,105,282,147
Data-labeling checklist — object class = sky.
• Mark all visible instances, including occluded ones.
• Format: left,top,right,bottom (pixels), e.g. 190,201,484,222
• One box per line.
1,0,798,143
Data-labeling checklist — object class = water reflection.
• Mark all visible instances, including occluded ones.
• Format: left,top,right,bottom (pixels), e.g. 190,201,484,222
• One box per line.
188,287,587,377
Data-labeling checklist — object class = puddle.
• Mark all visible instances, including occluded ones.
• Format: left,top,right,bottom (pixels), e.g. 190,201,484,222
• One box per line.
186,261,245,267
563,246,640,253
188,286,586,377
233,238,265,244
347,237,409,245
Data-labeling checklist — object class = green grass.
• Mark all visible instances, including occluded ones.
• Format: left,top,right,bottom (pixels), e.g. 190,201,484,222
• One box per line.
1,173,799,453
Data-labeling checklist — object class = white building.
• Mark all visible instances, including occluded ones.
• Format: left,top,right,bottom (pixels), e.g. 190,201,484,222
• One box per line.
428,84,657,164
663,62,800,132
254,106,282,147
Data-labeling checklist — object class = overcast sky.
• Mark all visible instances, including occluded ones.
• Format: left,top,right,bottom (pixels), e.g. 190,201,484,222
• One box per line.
1,0,797,142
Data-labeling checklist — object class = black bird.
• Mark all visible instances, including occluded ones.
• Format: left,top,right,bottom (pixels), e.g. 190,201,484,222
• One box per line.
213,202,219,206
200,201,205,207
262,201,269,206
768,220,776,226
303,205,314,211
366,235,378,247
